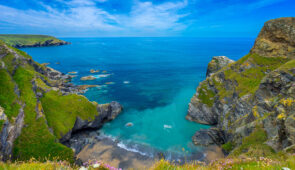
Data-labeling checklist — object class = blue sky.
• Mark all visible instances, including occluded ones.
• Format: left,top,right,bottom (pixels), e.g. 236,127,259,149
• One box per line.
0,0,294,37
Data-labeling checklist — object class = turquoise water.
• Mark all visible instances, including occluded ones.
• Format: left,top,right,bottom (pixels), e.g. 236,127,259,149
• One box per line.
22,37,254,159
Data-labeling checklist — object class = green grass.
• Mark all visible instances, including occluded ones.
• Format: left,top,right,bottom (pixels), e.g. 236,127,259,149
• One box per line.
11,66,74,163
0,34,66,47
279,59,295,73
197,82,215,107
222,141,235,153
211,53,290,100
41,91,98,139
230,126,275,158
0,69,20,122
0,120,5,132
152,155,295,170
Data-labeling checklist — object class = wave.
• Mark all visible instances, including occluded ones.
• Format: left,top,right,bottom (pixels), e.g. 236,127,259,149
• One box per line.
117,142,153,157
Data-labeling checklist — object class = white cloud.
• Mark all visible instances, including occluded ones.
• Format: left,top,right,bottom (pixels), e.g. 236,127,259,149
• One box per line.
0,0,189,35
125,0,188,30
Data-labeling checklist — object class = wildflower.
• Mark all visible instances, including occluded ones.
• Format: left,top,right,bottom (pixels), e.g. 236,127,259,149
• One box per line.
282,168,291,170
79,166,88,170
92,163,100,168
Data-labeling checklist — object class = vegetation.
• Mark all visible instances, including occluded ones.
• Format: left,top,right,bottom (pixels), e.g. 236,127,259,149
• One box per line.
0,69,20,121
41,91,98,139
152,155,295,170
12,67,74,163
209,53,290,101
0,41,99,163
230,126,275,158
197,82,215,107
0,155,294,170
222,141,235,153
0,34,67,47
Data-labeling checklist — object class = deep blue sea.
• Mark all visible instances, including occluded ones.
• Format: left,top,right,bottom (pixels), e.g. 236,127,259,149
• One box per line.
23,37,254,159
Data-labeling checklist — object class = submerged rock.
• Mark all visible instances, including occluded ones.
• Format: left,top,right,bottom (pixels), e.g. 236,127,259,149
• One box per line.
80,76,96,81
78,85,99,91
125,122,133,127
90,69,99,73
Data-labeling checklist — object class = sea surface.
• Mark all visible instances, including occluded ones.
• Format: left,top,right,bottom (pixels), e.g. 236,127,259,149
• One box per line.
22,37,254,159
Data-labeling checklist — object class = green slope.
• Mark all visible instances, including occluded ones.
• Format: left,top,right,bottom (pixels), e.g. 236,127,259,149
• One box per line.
0,34,69,48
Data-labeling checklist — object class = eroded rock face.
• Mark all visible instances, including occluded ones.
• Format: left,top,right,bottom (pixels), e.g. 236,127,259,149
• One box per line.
206,56,234,77
187,17,295,152
251,17,295,59
0,105,24,160
192,128,227,147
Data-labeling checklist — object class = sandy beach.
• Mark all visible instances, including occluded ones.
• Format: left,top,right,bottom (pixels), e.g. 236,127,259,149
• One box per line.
75,132,224,170
77,137,155,169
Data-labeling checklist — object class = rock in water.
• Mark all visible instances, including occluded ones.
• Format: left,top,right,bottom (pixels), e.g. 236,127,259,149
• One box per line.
80,76,96,81
125,122,133,127
206,56,234,77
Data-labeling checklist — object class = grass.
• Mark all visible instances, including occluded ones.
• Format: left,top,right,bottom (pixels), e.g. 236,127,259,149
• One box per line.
210,53,290,100
0,40,105,163
152,155,295,170
12,66,74,163
0,34,66,47
230,126,275,158
0,69,20,122
40,91,98,139
0,120,5,132
222,141,235,153
197,82,215,107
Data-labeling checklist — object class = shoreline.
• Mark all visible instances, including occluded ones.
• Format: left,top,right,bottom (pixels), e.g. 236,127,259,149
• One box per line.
68,130,224,169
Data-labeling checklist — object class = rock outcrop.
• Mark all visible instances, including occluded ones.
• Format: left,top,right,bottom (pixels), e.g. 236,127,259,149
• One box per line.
250,17,295,59
206,56,234,77
187,17,295,155
13,40,70,48
61,102,123,142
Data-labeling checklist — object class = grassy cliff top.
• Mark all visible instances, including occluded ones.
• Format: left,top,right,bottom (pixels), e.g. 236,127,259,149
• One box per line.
0,34,69,47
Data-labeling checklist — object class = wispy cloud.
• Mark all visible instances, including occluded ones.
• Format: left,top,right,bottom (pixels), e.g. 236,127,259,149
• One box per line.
0,0,189,36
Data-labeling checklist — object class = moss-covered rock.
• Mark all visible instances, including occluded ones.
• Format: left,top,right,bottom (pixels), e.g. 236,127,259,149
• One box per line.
187,17,295,157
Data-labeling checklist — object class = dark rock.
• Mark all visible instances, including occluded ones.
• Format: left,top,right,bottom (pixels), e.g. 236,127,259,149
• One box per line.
192,128,226,147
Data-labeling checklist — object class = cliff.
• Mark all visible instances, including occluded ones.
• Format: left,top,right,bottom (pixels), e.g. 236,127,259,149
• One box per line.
187,17,295,156
0,34,70,48
0,40,122,162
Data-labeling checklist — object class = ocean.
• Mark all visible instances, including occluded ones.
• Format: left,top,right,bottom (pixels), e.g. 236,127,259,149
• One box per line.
22,37,254,159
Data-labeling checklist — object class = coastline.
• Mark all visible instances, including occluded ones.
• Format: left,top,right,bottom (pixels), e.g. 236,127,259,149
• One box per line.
67,129,224,169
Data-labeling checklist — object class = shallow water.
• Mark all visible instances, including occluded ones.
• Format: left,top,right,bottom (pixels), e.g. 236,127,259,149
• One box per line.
22,37,254,158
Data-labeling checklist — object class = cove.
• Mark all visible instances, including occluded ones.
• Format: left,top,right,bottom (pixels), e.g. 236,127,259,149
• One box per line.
22,37,254,159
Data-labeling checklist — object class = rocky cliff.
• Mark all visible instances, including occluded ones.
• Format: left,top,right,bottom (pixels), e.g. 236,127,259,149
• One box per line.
0,34,70,48
187,17,295,156
0,40,122,162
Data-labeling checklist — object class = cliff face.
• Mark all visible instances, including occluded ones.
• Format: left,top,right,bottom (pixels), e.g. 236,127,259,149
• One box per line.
0,34,70,48
0,41,122,162
187,17,295,155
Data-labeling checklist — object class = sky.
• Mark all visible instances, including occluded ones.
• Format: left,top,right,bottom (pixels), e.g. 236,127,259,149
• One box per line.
0,0,294,37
